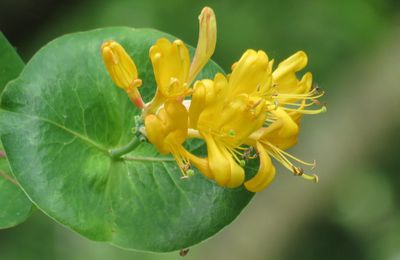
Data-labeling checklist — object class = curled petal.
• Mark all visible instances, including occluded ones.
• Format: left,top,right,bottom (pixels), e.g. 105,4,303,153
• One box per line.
163,100,188,138
272,51,308,94
189,81,207,129
271,108,299,138
185,152,214,179
144,100,188,153
144,115,168,153
258,108,299,150
273,51,308,81
204,134,231,186
188,6,217,84
244,142,275,192
225,154,245,188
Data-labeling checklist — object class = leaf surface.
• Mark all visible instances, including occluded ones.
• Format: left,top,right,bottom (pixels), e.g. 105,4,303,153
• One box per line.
0,32,33,229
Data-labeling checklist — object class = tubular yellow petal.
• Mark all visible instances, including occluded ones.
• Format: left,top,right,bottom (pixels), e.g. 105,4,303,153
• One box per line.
144,114,168,153
204,134,231,186
244,142,275,192
272,51,308,82
188,6,217,84
101,40,139,89
163,100,188,142
226,155,245,188
185,151,214,179
256,108,299,150
189,81,207,129
271,108,299,138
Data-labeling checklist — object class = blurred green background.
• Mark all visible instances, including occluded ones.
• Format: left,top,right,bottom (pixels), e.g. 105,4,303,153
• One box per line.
1,0,400,259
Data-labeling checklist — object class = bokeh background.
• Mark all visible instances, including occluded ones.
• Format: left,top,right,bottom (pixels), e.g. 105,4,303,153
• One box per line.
1,0,400,259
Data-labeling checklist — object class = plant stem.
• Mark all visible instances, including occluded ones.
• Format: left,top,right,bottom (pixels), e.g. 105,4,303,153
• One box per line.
109,137,141,159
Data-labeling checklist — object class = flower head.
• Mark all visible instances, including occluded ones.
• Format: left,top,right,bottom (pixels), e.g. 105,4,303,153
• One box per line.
187,49,272,188
243,51,324,191
102,6,325,193
144,100,191,177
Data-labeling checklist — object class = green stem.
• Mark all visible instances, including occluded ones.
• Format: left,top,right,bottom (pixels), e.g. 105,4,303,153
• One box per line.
109,137,141,159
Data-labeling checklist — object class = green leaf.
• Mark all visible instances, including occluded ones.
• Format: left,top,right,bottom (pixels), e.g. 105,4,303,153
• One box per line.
0,27,255,251
0,32,33,229
0,32,24,92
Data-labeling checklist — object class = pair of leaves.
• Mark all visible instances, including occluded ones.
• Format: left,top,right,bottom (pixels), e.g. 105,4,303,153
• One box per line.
0,28,255,252
0,32,34,229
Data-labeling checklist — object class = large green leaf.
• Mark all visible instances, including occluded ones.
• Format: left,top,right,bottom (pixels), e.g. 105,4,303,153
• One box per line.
0,32,33,229
0,27,255,251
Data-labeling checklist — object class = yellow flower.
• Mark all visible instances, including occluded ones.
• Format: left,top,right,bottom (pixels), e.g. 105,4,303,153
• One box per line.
188,49,272,188
145,7,217,114
101,40,144,108
144,100,192,177
243,51,324,192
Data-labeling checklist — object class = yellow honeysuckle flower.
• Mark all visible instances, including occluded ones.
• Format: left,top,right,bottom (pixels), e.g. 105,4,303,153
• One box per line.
243,51,324,192
144,100,192,177
101,40,144,108
145,6,217,114
187,49,272,188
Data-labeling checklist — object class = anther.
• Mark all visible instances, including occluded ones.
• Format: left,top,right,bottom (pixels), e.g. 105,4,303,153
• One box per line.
242,146,254,159
292,166,304,176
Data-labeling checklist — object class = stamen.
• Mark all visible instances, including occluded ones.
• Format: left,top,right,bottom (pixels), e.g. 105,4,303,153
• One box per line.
169,145,191,179
272,89,325,100
278,100,321,108
281,105,327,115
242,146,258,160
261,141,318,183
279,149,316,169
292,166,303,176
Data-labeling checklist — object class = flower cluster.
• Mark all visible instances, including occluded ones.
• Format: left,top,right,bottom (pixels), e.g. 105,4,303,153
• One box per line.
101,7,325,192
